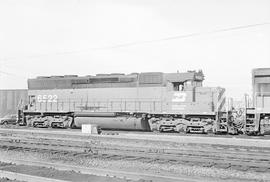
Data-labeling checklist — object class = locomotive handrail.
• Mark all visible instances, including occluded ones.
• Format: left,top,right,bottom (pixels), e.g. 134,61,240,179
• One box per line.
28,99,165,113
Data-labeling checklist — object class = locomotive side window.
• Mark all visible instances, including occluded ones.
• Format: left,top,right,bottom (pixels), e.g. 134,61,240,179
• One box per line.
173,82,184,91
179,84,184,91
173,83,179,91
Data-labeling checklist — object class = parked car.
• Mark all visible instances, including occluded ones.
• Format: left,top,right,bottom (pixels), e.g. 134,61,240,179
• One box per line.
0,114,18,125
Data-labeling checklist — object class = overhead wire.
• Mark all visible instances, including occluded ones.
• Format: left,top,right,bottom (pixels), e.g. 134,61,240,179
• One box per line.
0,21,269,63
91,22,270,49
0,70,13,76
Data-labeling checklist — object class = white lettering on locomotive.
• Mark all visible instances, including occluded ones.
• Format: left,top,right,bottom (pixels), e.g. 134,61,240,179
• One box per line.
37,95,58,102
172,104,186,110
172,92,186,102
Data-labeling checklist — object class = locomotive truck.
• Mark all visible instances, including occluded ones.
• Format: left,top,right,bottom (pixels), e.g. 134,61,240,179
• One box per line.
21,71,234,133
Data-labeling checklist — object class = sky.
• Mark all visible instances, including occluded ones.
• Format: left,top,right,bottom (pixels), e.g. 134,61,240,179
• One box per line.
0,0,270,99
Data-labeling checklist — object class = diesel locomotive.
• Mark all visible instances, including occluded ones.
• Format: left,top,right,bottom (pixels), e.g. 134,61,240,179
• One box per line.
245,68,270,135
21,71,232,133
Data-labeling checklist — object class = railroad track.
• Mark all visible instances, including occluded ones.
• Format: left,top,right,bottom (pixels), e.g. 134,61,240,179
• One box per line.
0,159,213,182
1,132,270,173
2,133,270,158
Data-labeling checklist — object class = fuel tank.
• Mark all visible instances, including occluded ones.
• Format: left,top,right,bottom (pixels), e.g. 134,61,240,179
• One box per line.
74,112,150,131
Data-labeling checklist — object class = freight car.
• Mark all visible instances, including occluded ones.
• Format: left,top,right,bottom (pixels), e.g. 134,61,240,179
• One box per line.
245,68,270,135
0,89,28,118
21,71,233,133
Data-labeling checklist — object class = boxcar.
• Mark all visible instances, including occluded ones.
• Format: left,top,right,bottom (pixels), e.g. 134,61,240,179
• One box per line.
0,89,28,118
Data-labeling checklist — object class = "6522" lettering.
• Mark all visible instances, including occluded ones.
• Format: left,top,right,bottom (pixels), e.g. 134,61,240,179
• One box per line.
37,95,58,102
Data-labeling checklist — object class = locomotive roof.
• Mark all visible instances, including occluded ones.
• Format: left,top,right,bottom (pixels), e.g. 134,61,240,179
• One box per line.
28,71,204,90
252,68,270,86
252,68,270,77
32,71,203,80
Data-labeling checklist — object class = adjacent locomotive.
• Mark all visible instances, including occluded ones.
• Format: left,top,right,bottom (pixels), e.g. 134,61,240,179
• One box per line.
22,71,229,133
245,68,270,135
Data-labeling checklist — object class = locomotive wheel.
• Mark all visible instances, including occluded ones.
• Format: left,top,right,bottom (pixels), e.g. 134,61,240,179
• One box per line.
70,122,76,129
202,129,206,134
260,125,265,136
185,127,190,134
212,127,217,134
